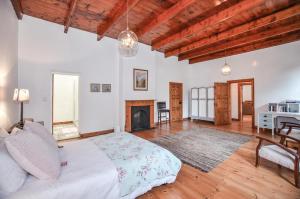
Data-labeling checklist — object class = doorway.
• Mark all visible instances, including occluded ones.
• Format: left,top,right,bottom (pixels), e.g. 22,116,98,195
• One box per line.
169,82,183,122
228,78,255,128
52,73,79,140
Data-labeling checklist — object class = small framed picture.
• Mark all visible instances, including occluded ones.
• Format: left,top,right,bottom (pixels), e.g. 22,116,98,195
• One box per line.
102,84,111,92
90,83,101,92
133,69,148,91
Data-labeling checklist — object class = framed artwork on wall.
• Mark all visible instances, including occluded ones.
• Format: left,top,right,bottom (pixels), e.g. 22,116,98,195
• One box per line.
90,83,101,92
102,84,111,92
133,69,148,91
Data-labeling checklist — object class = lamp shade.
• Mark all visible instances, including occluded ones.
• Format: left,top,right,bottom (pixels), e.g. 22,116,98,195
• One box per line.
13,89,29,102
13,89,19,101
221,62,231,75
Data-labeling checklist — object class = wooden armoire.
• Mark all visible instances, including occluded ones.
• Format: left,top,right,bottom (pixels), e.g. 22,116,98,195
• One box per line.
191,82,231,125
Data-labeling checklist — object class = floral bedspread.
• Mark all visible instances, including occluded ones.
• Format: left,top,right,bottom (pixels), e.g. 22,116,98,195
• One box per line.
90,132,181,198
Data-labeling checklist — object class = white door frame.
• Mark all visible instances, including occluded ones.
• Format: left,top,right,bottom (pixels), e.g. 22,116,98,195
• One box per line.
51,72,80,135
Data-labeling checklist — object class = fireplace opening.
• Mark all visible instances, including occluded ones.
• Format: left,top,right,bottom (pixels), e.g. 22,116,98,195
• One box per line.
131,106,150,132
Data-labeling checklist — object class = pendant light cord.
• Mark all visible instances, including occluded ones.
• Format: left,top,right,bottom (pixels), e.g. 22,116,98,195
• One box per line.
224,47,227,64
126,0,129,30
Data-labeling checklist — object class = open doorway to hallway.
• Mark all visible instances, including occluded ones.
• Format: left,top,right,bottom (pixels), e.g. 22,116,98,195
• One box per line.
228,78,255,129
52,73,79,140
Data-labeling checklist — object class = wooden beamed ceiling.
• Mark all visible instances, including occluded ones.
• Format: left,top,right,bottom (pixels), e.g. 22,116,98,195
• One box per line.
135,0,196,38
15,0,300,64
64,0,79,33
10,0,23,20
96,0,141,41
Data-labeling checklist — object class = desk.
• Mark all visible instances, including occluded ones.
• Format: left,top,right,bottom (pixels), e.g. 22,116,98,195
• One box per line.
257,112,300,136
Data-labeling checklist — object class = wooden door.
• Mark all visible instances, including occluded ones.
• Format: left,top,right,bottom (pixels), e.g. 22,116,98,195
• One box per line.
214,82,231,125
169,82,183,122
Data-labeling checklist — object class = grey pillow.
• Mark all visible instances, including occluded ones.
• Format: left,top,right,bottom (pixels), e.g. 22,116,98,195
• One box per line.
0,138,27,196
24,121,58,150
5,130,61,180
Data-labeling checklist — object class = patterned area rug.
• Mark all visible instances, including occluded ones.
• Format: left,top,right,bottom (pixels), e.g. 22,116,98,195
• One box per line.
151,128,252,172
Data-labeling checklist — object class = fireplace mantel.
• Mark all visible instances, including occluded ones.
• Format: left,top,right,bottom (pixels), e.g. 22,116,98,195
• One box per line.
125,100,155,132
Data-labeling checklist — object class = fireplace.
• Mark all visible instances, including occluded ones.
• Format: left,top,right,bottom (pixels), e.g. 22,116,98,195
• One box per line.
125,100,154,132
131,106,150,132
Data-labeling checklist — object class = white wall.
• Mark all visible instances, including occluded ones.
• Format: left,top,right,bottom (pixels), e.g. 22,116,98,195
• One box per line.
118,44,157,129
53,74,79,123
155,53,190,120
18,16,191,133
0,0,19,130
188,41,300,123
18,16,119,133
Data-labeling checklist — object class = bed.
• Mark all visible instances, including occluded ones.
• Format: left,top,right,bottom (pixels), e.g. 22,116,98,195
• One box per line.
7,132,181,199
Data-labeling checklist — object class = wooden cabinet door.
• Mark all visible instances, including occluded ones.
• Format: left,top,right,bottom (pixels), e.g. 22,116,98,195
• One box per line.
214,82,231,125
169,82,183,122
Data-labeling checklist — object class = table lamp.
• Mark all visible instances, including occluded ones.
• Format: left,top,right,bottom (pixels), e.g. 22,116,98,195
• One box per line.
13,89,30,128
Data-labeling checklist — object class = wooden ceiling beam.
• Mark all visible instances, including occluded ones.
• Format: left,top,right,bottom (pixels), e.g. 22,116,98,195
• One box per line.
10,0,23,20
152,0,266,50
136,0,195,38
189,30,300,64
179,18,300,60
166,3,300,58
97,0,141,41
64,0,79,33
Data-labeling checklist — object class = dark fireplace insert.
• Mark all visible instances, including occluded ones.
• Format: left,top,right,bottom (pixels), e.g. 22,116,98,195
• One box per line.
131,106,150,132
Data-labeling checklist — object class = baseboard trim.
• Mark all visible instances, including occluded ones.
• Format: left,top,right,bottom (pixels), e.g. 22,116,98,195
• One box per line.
80,129,114,138
232,118,240,121
53,121,74,125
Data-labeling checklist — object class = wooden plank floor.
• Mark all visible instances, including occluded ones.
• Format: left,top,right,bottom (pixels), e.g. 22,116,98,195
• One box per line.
133,119,300,199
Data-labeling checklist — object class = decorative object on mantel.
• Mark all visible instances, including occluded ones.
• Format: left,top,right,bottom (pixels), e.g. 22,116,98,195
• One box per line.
13,89,30,129
133,69,148,91
118,0,138,57
102,84,111,92
221,48,231,75
90,83,101,92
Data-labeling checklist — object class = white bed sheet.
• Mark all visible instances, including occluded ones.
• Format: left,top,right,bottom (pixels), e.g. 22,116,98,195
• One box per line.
6,139,120,199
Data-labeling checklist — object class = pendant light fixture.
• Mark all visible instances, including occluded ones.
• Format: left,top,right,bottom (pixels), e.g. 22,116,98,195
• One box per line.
118,0,138,57
221,47,231,75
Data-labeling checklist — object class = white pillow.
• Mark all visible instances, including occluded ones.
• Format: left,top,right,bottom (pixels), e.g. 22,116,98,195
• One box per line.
11,127,22,135
24,121,58,150
0,139,27,196
5,130,61,180
0,127,9,138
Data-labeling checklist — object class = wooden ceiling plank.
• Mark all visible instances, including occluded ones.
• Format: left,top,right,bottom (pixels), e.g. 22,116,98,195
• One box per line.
97,0,141,41
189,30,300,64
152,0,266,50
10,0,23,20
64,0,79,33
179,18,300,60
136,0,196,38
166,3,300,58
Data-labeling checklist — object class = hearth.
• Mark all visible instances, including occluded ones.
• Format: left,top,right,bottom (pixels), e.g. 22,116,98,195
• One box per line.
131,106,150,132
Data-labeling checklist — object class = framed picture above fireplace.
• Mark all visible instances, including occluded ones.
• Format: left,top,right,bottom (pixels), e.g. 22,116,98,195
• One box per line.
133,69,148,91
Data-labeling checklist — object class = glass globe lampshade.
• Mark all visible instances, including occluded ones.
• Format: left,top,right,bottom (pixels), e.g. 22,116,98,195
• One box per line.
118,29,138,57
221,61,231,75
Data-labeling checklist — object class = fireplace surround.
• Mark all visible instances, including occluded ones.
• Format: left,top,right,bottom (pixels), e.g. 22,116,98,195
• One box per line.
125,100,154,132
